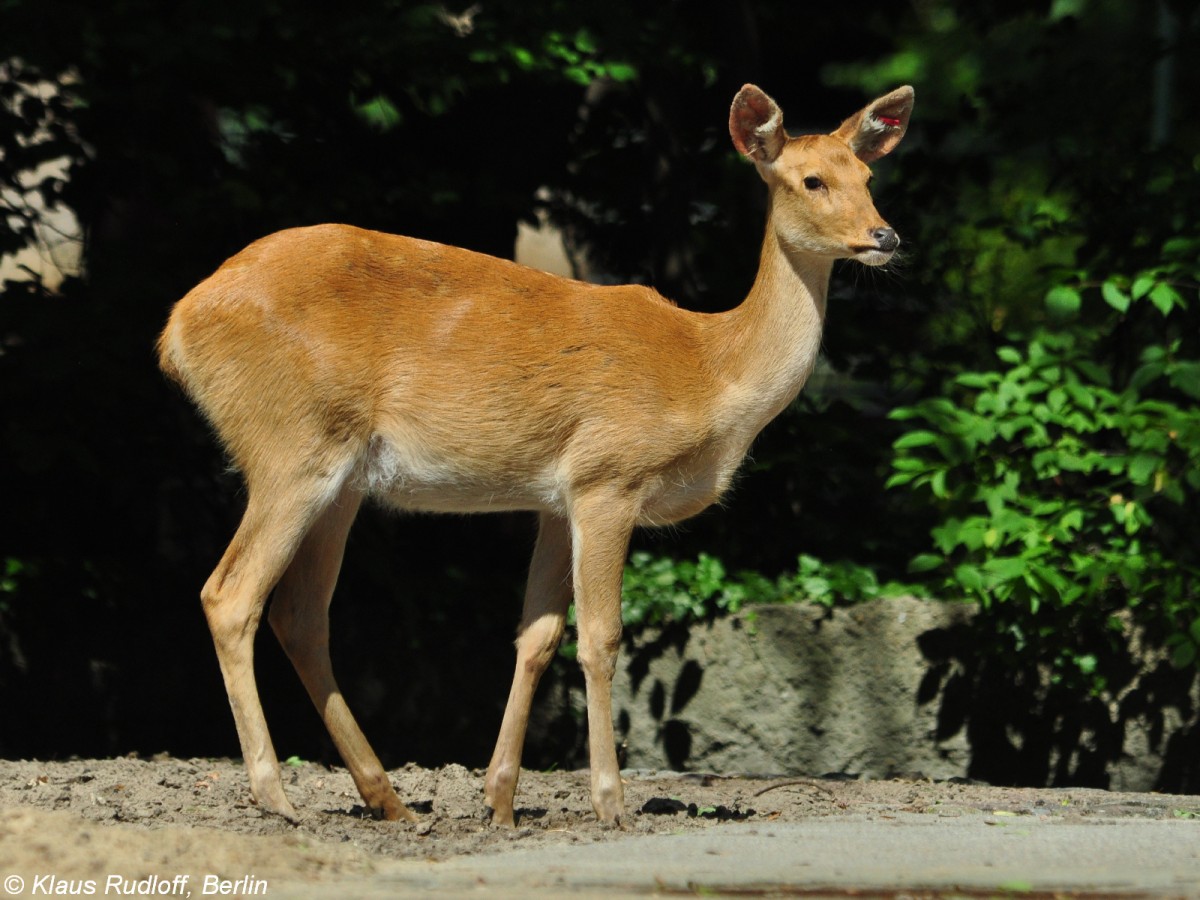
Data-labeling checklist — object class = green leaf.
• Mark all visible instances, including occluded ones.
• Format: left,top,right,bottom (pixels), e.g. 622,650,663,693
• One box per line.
907,553,945,574
354,94,402,131
953,564,986,594
1168,362,1200,399
956,372,999,389
1045,284,1082,317
997,346,1023,365
1162,235,1199,258
933,518,990,553
510,46,536,69
983,557,1030,582
563,66,591,86
1171,640,1198,669
884,471,918,489
1130,361,1166,391
604,62,639,83
1057,450,1099,474
930,468,949,498
893,430,940,450
1149,282,1182,316
1101,278,1131,313
573,28,598,53
1127,454,1159,485
1059,509,1084,532
1131,274,1155,300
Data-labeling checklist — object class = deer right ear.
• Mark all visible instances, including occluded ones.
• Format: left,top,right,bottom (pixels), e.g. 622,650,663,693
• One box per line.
729,85,787,164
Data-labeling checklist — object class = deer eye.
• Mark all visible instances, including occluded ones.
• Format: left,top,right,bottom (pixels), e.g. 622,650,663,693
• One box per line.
802,176,824,191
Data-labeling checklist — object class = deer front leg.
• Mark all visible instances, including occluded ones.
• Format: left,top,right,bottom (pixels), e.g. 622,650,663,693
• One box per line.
569,493,635,825
485,513,572,826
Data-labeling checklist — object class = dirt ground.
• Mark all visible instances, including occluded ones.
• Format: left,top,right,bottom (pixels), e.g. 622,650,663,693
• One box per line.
2,756,1198,896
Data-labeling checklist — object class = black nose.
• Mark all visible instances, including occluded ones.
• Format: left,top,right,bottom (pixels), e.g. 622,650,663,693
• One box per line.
872,227,899,252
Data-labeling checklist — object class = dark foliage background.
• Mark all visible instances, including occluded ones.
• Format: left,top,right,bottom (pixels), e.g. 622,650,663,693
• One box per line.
2,0,1197,784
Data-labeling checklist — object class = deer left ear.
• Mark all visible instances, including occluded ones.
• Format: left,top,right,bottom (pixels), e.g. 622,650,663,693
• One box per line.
831,86,914,163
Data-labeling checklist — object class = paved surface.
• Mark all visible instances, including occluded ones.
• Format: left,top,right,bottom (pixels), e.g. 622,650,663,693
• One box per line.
277,811,1200,898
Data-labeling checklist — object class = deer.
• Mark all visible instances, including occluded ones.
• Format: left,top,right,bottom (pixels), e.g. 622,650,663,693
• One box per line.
156,83,913,828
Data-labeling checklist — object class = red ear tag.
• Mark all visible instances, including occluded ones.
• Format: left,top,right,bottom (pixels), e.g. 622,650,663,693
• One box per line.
877,115,901,128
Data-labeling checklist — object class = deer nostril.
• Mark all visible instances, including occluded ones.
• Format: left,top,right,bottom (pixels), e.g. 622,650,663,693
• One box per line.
872,227,899,252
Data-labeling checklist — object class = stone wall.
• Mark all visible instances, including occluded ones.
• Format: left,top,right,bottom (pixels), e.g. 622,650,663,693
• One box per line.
532,598,1200,793
611,597,972,779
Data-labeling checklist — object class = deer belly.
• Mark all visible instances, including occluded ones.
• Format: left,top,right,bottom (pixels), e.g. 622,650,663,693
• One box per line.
359,432,564,514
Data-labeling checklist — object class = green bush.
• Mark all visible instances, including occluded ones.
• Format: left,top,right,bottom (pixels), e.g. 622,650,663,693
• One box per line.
887,251,1200,688
595,550,912,642
619,551,771,628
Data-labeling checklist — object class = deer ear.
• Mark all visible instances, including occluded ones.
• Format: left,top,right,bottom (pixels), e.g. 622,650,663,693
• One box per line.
730,84,787,164
831,86,914,163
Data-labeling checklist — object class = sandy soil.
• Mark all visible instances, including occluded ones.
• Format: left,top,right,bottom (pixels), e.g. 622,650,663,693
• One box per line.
1,756,1197,895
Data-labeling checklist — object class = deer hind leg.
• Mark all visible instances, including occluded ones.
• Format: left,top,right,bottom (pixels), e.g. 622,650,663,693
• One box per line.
267,482,416,822
485,512,572,826
569,492,636,825
201,467,350,822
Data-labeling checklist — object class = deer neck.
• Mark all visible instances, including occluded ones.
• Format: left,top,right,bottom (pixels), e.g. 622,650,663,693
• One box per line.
708,206,833,430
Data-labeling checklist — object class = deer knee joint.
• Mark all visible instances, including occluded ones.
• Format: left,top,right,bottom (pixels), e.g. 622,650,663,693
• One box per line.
200,583,241,643
577,629,622,681
517,614,565,675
